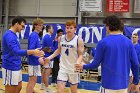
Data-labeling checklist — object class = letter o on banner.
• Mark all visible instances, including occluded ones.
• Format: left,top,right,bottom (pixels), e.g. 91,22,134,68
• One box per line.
78,27,90,43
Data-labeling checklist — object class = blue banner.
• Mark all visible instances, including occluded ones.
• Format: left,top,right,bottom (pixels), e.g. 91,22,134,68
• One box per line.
17,24,140,43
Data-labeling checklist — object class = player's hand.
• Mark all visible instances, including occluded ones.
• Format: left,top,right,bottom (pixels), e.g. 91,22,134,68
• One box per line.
75,63,83,71
44,57,50,65
40,50,45,57
33,48,44,57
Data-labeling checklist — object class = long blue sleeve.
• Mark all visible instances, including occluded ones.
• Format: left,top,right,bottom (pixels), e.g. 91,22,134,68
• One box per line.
130,46,139,85
131,44,140,84
6,34,27,56
2,30,27,70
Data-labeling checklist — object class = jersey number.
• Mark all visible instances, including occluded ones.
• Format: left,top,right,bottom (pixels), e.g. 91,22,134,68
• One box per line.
65,49,69,56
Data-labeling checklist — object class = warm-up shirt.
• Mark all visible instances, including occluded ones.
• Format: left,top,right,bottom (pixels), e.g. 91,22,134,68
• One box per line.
83,34,139,90
42,34,54,57
28,31,41,65
2,30,27,71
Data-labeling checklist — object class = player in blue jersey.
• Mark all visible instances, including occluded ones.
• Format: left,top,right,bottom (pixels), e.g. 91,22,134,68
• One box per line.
44,20,84,93
2,16,44,93
41,25,54,93
75,15,139,93
128,33,140,93
132,33,140,64
26,18,44,93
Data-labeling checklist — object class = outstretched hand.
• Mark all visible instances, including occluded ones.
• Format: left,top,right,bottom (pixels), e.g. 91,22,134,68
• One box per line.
33,48,44,57
75,63,84,71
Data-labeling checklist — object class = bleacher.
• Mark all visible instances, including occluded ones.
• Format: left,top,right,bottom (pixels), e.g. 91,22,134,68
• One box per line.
20,39,28,71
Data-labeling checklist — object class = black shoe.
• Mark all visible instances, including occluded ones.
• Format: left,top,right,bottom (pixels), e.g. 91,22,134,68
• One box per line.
81,76,84,79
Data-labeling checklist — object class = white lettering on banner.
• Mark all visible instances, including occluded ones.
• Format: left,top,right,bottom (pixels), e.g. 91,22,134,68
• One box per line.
57,25,62,30
29,25,33,35
78,27,90,43
90,27,104,42
132,28,140,35
78,26,104,43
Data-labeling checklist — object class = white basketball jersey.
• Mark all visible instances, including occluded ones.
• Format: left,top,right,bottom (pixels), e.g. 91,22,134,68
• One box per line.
60,35,79,73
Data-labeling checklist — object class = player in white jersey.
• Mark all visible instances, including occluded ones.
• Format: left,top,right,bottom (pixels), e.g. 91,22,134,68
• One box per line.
44,20,84,93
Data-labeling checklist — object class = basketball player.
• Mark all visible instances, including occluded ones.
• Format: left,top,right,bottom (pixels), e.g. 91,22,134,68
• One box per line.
128,33,140,93
2,16,44,93
41,25,54,93
44,20,84,93
75,15,139,93
26,18,44,93
51,29,64,86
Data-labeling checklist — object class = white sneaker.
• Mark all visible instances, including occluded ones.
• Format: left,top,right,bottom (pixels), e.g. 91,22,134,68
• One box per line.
51,83,56,87
44,88,54,93
40,83,45,90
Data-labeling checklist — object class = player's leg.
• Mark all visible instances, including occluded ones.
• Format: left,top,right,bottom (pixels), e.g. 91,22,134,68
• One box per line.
26,65,41,93
15,82,22,93
26,76,37,93
2,68,22,93
70,84,78,93
44,67,53,93
5,85,17,93
57,81,66,93
44,68,52,87
40,66,45,90
57,71,68,93
68,73,80,93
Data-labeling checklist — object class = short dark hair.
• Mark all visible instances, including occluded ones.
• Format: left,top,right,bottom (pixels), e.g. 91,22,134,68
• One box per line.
133,33,138,36
57,29,63,34
103,15,122,31
12,16,26,26
46,25,52,32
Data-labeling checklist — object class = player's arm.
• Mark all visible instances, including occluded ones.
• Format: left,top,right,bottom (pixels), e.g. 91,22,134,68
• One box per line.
6,34,43,57
130,45,139,85
6,34,27,56
77,37,84,64
47,37,61,60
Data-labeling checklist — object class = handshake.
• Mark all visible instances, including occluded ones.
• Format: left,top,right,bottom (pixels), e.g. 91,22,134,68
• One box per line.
74,63,84,72
33,48,44,57
31,48,50,66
